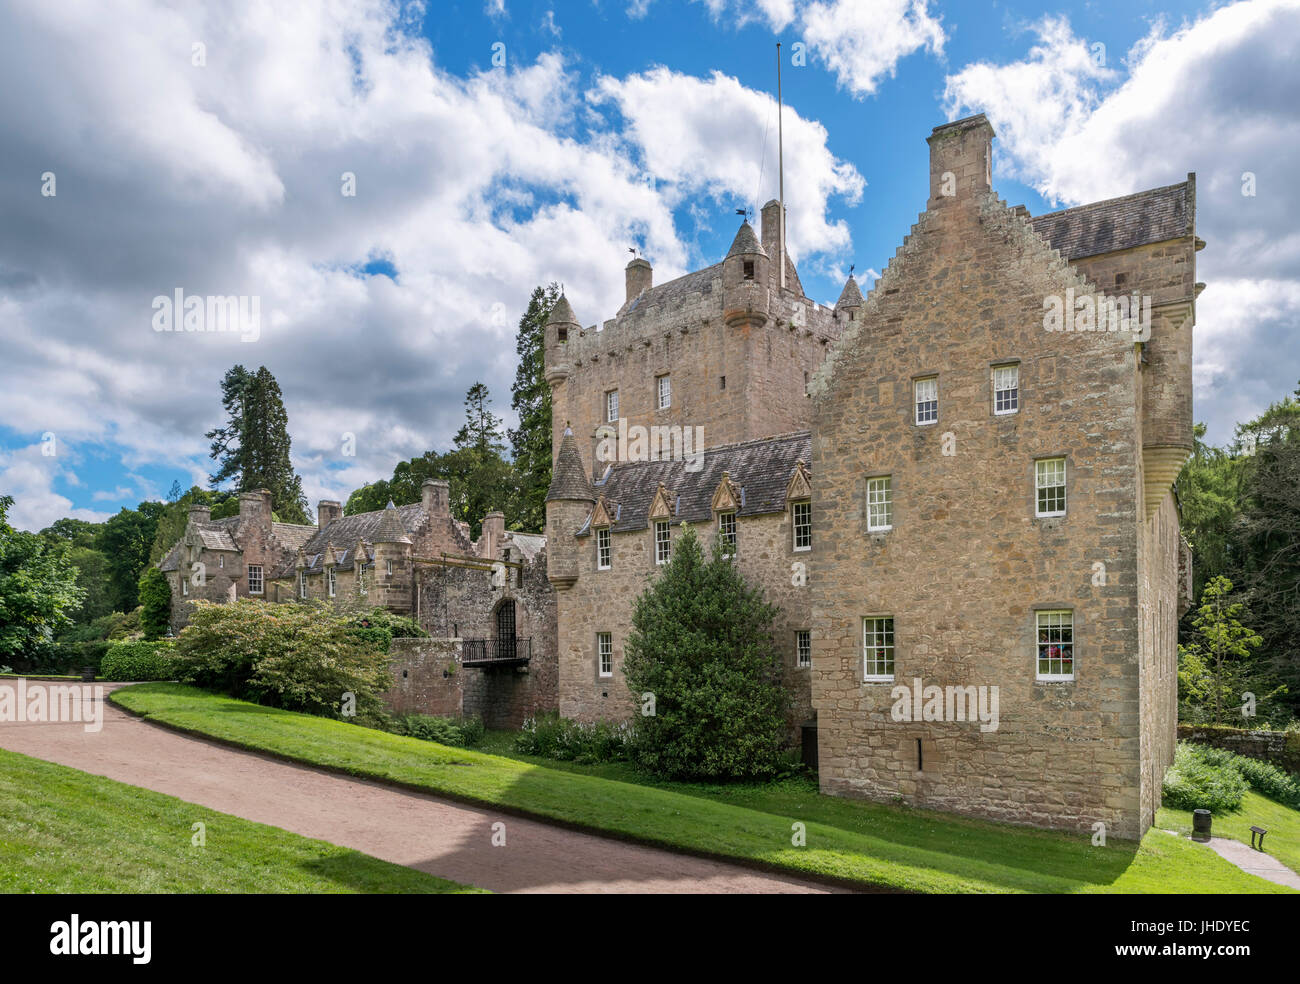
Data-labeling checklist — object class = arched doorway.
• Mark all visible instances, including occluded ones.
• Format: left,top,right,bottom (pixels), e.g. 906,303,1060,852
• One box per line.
495,599,517,661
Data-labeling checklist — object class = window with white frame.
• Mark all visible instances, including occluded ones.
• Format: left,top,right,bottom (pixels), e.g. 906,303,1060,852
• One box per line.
299,570,307,599
866,477,893,531
606,389,619,423
597,527,611,570
1035,457,1067,517
327,568,336,598
1036,610,1074,680
993,364,1019,415
359,563,370,596
656,373,671,409
863,617,895,681
796,630,811,668
247,565,263,595
598,632,613,677
914,376,938,425
719,511,737,556
654,520,671,565
182,576,189,596
792,500,812,551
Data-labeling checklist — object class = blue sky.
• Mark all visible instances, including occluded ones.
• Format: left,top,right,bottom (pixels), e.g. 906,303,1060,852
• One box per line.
1,0,1297,529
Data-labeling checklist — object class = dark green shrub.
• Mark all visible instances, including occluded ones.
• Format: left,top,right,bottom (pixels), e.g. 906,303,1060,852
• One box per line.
389,713,484,747
347,608,428,653
101,640,178,681
516,713,629,763
621,526,789,780
1163,742,1248,812
8,640,109,676
174,598,392,718
137,568,171,640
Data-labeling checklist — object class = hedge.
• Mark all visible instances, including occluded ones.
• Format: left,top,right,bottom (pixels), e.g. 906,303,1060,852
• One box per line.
100,640,178,682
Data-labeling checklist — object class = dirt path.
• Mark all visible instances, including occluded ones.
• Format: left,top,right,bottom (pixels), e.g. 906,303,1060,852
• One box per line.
0,681,836,894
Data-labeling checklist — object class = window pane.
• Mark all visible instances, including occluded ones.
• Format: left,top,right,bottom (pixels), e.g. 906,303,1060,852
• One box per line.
915,377,938,424
867,477,892,530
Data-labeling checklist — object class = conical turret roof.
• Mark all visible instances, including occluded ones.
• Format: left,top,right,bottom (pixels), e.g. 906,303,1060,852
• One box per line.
547,295,579,325
546,427,595,502
372,500,412,543
726,221,766,258
836,274,864,308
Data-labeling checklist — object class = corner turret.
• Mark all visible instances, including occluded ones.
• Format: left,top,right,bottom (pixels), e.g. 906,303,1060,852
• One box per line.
721,221,770,330
545,426,594,591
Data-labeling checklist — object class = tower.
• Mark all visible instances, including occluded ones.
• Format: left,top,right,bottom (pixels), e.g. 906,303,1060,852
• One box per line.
544,426,594,591
721,220,770,331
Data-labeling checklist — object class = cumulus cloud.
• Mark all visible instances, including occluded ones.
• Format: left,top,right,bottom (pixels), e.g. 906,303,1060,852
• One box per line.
943,0,1300,443
0,0,861,528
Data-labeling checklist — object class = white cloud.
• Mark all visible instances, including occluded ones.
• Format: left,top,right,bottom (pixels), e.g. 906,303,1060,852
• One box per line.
942,0,1300,443
0,0,862,522
0,444,113,531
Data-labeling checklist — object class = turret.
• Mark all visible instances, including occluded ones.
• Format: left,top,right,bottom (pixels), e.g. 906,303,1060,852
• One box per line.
545,426,594,591
625,257,652,303
371,500,412,611
721,221,770,330
835,273,864,323
543,294,579,388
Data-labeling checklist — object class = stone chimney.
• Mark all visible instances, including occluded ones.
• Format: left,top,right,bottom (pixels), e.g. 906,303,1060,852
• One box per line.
422,478,450,518
625,257,652,303
238,489,273,531
188,503,211,525
317,500,342,528
927,114,994,209
478,511,506,560
760,199,783,266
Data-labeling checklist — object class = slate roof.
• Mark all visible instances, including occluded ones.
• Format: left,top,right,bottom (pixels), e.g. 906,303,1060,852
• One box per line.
547,428,595,501
1029,179,1193,261
621,262,721,316
271,503,430,577
576,431,811,536
158,518,239,571
272,522,316,552
503,531,546,562
726,220,766,257
836,274,864,308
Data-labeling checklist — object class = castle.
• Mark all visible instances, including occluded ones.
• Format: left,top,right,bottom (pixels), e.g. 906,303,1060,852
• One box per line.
160,114,1197,839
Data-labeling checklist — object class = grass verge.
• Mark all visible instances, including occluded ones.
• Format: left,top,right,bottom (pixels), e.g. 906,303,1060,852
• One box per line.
1160,790,1300,877
0,746,482,893
110,683,1291,894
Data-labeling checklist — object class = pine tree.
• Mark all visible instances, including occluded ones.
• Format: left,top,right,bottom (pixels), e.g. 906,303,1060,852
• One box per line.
622,525,789,780
206,365,310,524
449,382,513,539
509,284,560,533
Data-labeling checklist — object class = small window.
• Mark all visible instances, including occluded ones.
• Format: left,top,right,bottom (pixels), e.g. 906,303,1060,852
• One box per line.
719,512,737,556
359,564,370,596
804,371,810,395
654,521,671,565
327,568,336,598
557,326,568,343
247,565,263,595
1036,610,1074,680
656,374,671,410
182,577,189,597
606,389,619,423
796,630,811,668
743,260,755,281
863,617,895,681
866,477,892,531
598,632,613,677
597,527,611,570
914,377,938,425
993,364,1019,415
219,555,224,569
792,500,812,551
720,376,726,390
386,559,393,576
299,570,307,599
1035,457,1067,517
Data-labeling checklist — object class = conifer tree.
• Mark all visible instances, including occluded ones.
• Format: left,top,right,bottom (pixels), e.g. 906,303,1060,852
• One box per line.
509,284,560,533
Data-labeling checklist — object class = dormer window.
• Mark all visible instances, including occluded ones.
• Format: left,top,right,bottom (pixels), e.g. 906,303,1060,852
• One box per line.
743,260,755,281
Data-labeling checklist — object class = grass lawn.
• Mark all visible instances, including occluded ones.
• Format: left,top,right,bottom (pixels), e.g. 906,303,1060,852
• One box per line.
111,683,1292,894
0,746,482,893
1160,790,1300,876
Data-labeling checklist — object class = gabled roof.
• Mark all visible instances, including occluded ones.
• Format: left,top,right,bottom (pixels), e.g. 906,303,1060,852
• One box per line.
1029,179,1194,261
272,522,316,552
158,517,239,571
620,262,721,316
576,431,811,536
271,503,432,577
503,531,546,562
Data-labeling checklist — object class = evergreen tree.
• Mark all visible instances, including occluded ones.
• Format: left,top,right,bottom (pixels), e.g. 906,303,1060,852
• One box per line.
509,284,560,533
621,525,789,780
449,382,514,539
206,365,310,523
137,566,172,640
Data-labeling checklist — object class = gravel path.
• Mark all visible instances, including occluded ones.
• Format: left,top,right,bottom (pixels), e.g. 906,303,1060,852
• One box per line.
0,681,837,894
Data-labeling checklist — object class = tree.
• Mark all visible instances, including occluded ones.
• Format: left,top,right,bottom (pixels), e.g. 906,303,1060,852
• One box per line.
621,525,789,780
96,501,166,612
509,284,560,533
1176,423,1246,598
138,567,172,640
65,546,113,625
39,517,99,550
1178,576,1284,725
0,495,85,659
206,365,310,523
